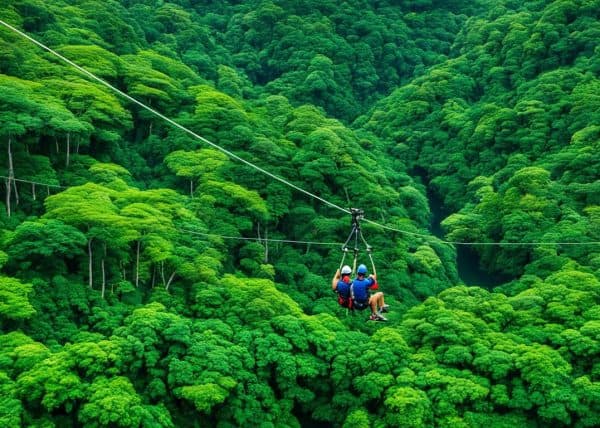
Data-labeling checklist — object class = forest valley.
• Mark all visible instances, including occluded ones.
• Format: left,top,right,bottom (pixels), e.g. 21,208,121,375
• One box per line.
0,0,599,427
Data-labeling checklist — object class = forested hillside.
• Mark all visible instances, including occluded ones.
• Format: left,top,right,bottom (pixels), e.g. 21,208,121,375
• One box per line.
0,0,599,426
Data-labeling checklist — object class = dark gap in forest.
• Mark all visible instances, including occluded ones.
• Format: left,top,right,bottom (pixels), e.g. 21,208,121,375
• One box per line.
411,166,510,288
455,246,513,289
293,405,331,428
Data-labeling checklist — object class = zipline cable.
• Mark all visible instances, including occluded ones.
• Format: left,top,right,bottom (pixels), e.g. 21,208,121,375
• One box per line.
362,218,600,246
6,172,600,248
0,19,350,216
2,21,600,248
0,175,65,188
179,228,341,246
0,174,342,246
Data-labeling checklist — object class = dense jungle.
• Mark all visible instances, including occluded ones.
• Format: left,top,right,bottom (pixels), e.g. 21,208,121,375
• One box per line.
1,0,599,426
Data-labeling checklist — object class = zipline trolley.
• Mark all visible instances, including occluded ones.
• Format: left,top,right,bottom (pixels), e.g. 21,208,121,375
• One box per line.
338,208,376,276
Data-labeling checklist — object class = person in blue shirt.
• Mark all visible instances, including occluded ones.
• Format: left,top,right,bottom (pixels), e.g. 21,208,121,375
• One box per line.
351,264,388,321
332,265,353,309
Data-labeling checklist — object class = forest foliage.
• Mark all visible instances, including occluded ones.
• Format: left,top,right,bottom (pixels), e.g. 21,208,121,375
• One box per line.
0,0,599,426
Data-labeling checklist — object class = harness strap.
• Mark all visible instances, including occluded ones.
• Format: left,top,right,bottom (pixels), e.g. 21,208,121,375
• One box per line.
339,223,357,271
367,246,376,276
359,228,376,276
338,248,348,271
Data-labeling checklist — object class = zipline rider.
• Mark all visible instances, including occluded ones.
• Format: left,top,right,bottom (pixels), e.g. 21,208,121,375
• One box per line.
332,208,389,321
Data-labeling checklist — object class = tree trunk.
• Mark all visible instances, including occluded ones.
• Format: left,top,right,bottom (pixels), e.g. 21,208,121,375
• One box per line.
264,228,269,263
66,132,70,167
257,222,268,262
101,244,107,298
165,272,176,290
135,240,141,288
88,238,93,289
160,261,166,286
12,177,19,207
6,136,13,217
4,178,9,218
101,257,106,298
190,180,194,198
55,137,59,153
151,265,156,288
32,183,36,200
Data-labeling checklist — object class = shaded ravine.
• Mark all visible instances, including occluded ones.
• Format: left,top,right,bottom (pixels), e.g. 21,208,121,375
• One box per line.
426,183,511,289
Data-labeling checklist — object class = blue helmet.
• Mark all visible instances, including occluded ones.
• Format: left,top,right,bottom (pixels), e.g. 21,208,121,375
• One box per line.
357,264,368,275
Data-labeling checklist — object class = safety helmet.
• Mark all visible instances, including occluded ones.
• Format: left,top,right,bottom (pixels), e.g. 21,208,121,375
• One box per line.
341,265,352,275
357,264,368,275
